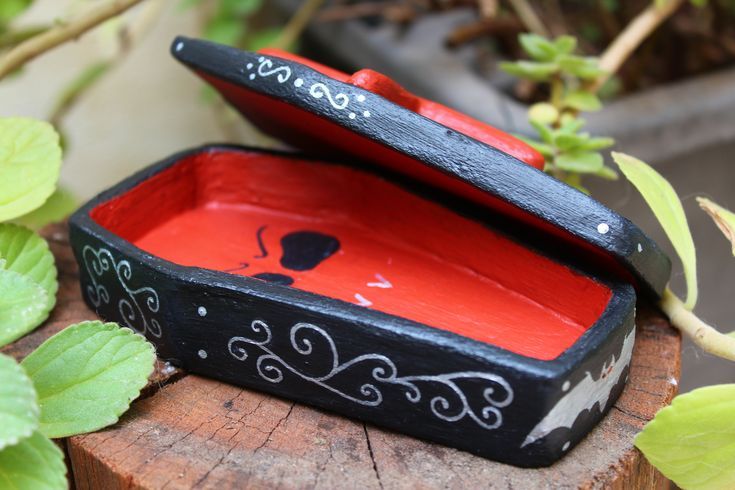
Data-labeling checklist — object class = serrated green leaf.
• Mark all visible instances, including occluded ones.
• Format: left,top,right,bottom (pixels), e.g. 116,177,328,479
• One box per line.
635,384,735,490
12,187,77,230
0,118,62,222
697,197,735,256
528,102,559,125
556,151,604,173
613,151,697,308
0,430,66,490
22,321,155,438
0,353,39,450
518,33,558,61
557,54,605,79
0,269,48,347
564,90,602,111
500,61,558,81
553,35,577,55
0,0,32,24
0,224,57,317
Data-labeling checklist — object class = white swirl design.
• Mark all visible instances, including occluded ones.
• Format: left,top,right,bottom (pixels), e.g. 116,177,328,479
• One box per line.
228,320,513,430
82,245,162,338
308,83,350,110
256,56,291,83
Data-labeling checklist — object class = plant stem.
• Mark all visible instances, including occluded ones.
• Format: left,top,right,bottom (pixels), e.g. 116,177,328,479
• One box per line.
506,0,549,38
660,288,735,362
272,0,326,51
0,0,146,81
591,0,684,92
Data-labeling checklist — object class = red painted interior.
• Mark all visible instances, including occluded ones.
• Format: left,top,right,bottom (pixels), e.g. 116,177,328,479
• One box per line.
259,48,545,169
91,150,612,361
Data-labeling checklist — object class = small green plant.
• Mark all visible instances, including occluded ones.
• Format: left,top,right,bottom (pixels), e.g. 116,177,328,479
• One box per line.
501,33,617,194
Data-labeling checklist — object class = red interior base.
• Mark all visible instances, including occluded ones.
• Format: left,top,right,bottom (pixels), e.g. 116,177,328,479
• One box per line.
91,150,612,360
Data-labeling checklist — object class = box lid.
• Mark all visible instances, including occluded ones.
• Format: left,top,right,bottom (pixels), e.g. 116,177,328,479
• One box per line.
171,36,671,297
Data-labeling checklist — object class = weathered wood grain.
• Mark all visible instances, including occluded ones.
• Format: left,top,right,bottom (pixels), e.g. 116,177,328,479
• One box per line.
6,224,680,489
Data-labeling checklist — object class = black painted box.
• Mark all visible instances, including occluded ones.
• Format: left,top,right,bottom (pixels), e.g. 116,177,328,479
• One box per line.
69,38,670,467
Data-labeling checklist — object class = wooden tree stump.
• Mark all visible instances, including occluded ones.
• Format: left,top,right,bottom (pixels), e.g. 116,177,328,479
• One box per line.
2,224,681,489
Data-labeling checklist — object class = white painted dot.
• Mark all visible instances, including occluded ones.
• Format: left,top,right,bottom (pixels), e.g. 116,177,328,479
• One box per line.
349,113,356,119
197,349,208,359
597,223,610,234
249,74,256,80
294,78,304,87
246,62,253,70
562,380,571,392
175,42,184,52
637,243,643,253
258,56,265,62
357,94,366,102
363,111,371,118
562,441,571,451
197,306,207,317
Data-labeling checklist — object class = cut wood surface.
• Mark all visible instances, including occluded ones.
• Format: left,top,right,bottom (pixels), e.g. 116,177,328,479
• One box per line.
2,223,681,489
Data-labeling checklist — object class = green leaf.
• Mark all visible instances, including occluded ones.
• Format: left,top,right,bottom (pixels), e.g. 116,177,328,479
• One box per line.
0,0,32,24
12,187,77,230
0,431,66,489
557,55,605,79
500,61,558,81
22,321,155,438
0,269,48,347
221,0,262,15
514,135,554,159
0,118,62,222
563,90,602,112
697,197,735,256
559,115,586,133
556,151,604,173
528,102,559,125
635,384,735,490
553,35,577,55
563,173,590,194
613,152,697,309
518,33,558,61
595,165,620,180
247,28,288,51
0,353,39,450
529,120,554,144
579,136,615,151
554,132,590,151
0,224,57,316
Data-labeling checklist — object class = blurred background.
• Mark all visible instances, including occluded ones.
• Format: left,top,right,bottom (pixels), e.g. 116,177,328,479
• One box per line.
1,0,734,392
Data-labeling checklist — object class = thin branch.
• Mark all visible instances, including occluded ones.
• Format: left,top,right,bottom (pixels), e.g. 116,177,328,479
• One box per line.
591,0,684,91
0,0,146,81
506,0,549,38
660,288,735,362
272,0,326,51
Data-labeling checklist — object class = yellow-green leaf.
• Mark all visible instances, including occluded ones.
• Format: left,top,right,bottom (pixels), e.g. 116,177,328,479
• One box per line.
528,103,559,125
12,187,77,230
0,117,62,221
697,197,735,256
0,353,39,450
0,431,66,490
22,321,156,438
635,384,735,490
0,269,48,347
0,224,57,317
612,152,697,309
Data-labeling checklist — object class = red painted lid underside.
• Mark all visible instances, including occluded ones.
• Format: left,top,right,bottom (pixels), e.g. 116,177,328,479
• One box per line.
91,150,612,361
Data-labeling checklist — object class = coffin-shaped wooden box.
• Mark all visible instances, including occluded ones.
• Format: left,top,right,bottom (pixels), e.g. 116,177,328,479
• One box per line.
69,38,670,467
